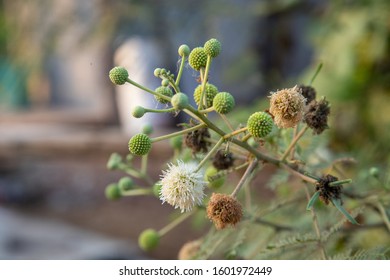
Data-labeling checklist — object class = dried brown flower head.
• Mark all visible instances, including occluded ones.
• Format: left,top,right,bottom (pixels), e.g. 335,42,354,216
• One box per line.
207,193,243,230
212,149,234,170
269,86,306,128
185,121,210,154
304,98,330,135
298,85,317,104
316,174,342,205
178,239,202,260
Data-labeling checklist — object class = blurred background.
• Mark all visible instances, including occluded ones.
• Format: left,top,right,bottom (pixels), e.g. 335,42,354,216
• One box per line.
0,0,389,259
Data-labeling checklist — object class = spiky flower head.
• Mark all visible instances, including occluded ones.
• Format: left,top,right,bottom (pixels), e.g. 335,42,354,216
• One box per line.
269,86,306,128
128,133,152,156
138,229,160,251
204,38,221,58
171,92,189,110
213,92,235,114
159,160,206,212
193,83,219,108
207,193,243,230
188,47,207,71
109,66,129,85
155,86,173,104
178,44,190,57
247,111,274,138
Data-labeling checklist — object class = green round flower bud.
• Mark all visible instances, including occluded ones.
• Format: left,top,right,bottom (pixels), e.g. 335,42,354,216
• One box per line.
247,137,259,148
171,92,189,110
161,78,169,87
204,38,221,58
128,133,152,156
152,182,162,197
213,92,235,114
178,44,190,57
188,47,207,71
155,86,173,104
106,153,122,170
247,112,274,138
154,68,161,77
138,229,160,251
369,167,380,179
132,106,146,118
160,68,167,75
118,177,134,192
105,183,121,200
170,135,183,150
205,166,225,189
193,83,219,108
142,123,154,135
109,66,128,85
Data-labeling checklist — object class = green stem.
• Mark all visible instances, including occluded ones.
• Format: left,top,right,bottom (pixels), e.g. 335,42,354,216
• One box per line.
158,211,193,237
195,137,225,172
151,123,206,143
126,78,171,103
329,179,352,187
241,134,252,142
198,56,212,110
219,113,235,132
231,159,258,198
281,125,309,161
121,188,153,196
305,186,328,260
309,62,323,86
144,107,176,114
141,154,148,175
223,127,248,140
175,56,186,86
198,107,215,114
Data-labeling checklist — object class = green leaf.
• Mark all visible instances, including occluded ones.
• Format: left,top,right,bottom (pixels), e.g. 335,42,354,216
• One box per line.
306,191,321,210
331,198,359,225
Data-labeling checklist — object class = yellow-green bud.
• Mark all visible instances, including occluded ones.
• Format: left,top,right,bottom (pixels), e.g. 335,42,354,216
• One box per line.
171,92,189,110
142,123,153,135
132,106,146,118
128,133,152,156
204,38,221,58
205,166,225,189
247,112,273,138
109,66,128,85
152,182,162,197
170,135,183,150
105,183,121,200
161,78,169,87
118,177,134,192
188,47,207,71
193,83,219,108
138,229,160,251
106,153,122,170
178,44,190,57
369,167,380,179
155,86,173,104
213,92,235,114
154,68,161,77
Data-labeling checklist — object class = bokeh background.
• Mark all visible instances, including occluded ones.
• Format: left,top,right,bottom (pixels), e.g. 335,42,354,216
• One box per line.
0,0,389,259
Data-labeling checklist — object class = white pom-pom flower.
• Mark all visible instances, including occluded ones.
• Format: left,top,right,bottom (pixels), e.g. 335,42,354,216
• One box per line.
159,160,205,212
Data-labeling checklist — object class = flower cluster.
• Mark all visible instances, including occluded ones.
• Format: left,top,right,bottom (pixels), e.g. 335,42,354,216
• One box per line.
104,38,357,256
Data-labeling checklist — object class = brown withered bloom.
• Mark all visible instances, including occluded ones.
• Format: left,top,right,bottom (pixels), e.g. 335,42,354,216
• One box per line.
207,193,243,230
212,149,234,170
316,174,342,205
178,239,202,260
298,85,317,105
185,121,210,154
269,86,306,128
304,98,330,135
